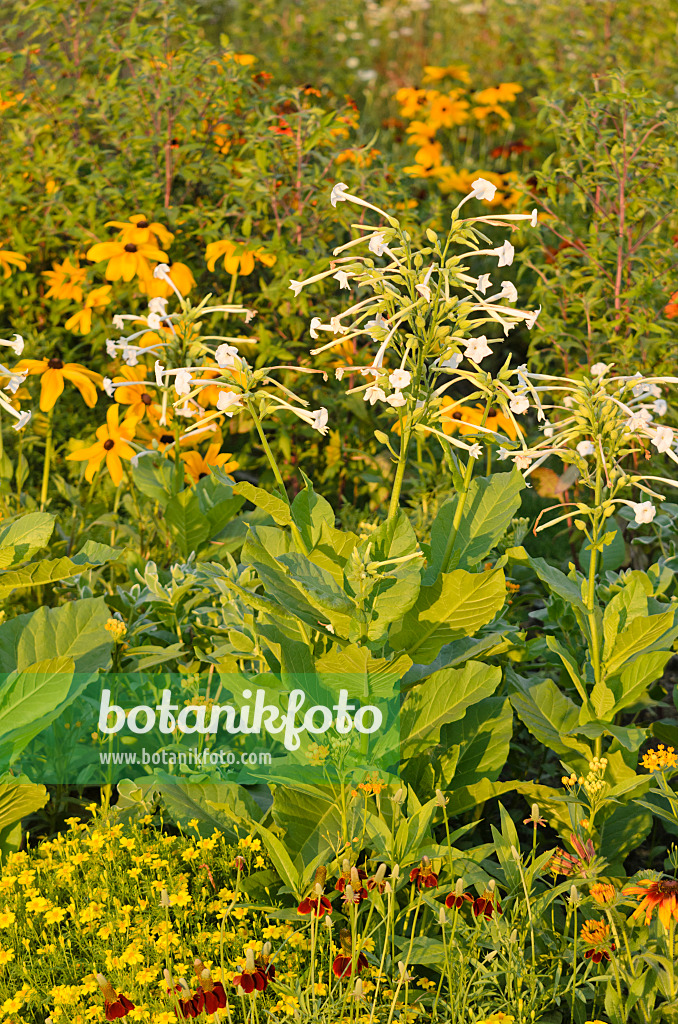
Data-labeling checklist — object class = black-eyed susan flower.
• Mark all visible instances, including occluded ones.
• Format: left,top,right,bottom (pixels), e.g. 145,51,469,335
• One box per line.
139,259,196,298
112,366,163,422
180,443,239,483
105,214,174,249
0,248,28,278
205,239,276,276
15,356,102,411
42,258,87,301
580,919,614,963
64,285,112,335
624,877,678,929
332,929,368,979
87,240,168,282
66,404,137,485
96,974,135,1021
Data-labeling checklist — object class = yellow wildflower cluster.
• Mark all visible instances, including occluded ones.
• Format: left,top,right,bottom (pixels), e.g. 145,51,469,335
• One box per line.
562,757,608,797
393,67,525,206
105,617,128,641
641,745,678,772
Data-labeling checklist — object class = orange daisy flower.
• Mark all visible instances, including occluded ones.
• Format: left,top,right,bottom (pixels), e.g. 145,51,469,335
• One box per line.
624,877,678,929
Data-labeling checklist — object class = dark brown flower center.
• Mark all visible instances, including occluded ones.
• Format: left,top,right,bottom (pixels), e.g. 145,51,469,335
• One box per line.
160,434,174,444
103,439,115,451
136,220,149,228
658,880,678,895
124,243,137,253
198,472,209,479
141,393,152,405
48,357,64,369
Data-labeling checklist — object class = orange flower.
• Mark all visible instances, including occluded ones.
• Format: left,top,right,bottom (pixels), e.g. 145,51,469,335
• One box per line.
440,400,519,440
16,356,102,411
580,919,614,963
180,442,239,483
664,290,678,319
590,883,616,907
113,365,163,422
64,286,112,335
67,404,137,486
86,240,168,282
0,248,28,278
623,877,678,930
104,214,174,249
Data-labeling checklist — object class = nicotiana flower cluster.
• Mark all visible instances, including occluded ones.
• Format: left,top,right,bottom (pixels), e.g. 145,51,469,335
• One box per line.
291,177,541,462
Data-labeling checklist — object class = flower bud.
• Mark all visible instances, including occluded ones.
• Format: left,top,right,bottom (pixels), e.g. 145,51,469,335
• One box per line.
245,949,256,972
263,942,272,957
325,915,334,930
531,803,540,821
510,845,521,863
391,864,400,880
314,866,327,888
455,878,464,896
435,789,448,807
353,978,363,999
374,864,387,884
160,889,170,908
350,867,361,889
439,907,447,925
345,885,354,900
314,882,323,896
392,788,406,805
342,858,350,873
487,879,496,892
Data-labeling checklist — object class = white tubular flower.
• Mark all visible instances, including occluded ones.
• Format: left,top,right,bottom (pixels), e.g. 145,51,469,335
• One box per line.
0,334,24,355
310,317,323,339
576,440,595,456
590,362,609,377
633,380,661,398
439,352,462,370
335,367,346,381
463,336,493,363
106,338,118,357
500,281,518,303
476,274,492,294
215,344,239,369
365,312,388,336
626,412,650,431
631,500,656,524
563,396,575,408
497,447,511,461
174,369,193,396
148,297,168,316
112,315,126,330
525,305,541,329
153,263,171,280
364,384,387,405
471,177,497,202
154,361,166,387
146,313,163,331
510,394,529,414
3,368,27,394
387,390,406,408
369,232,386,256
495,240,515,267
333,269,351,289
122,346,139,366
469,443,483,459
531,209,538,227
415,264,435,303
652,425,674,452
311,407,329,434
245,308,257,323
389,369,411,390
514,453,532,470
330,316,348,334
216,390,244,415
543,422,555,438
13,409,31,430
103,377,115,398
289,280,303,296
330,182,350,206
653,398,668,416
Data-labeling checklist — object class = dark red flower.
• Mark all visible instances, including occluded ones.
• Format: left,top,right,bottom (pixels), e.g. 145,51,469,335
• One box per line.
445,891,472,910
97,975,135,1022
297,894,333,917
409,857,438,889
471,890,502,920
335,865,367,892
233,855,246,871
193,961,227,1014
332,928,368,979
233,970,266,993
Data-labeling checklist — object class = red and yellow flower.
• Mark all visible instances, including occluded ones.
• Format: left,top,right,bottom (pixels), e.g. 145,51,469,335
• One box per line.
96,974,135,1021
580,919,614,963
409,857,438,889
332,929,368,979
624,877,678,930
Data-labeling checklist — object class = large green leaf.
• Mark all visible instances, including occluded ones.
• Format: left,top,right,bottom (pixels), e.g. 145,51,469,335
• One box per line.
0,542,114,598
425,469,523,578
291,473,335,550
271,783,361,865
389,566,506,662
401,660,501,758
0,596,113,674
233,481,292,527
509,674,591,758
0,512,55,568
195,471,244,537
0,779,49,859
154,779,263,841
440,697,512,792
164,488,210,558
610,650,673,715
604,608,678,678
0,657,74,741
315,644,411,700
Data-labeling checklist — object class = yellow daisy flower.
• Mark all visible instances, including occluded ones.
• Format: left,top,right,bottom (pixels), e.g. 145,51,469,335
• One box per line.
15,356,102,411
66,404,137,485
0,248,28,278
64,286,113,335
180,442,239,483
104,214,174,249
86,240,168,282
205,239,276,276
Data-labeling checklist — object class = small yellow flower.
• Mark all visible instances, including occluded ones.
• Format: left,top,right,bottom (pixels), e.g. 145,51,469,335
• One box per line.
0,248,28,278
67,404,138,486
44,907,67,925
64,286,112,335
205,239,276,276
0,946,16,965
105,618,127,641
641,745,678,772
0,910,16,928
42,258,87,301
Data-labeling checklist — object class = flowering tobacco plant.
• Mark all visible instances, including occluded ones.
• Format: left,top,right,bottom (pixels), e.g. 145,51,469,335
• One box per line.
291,177,540,537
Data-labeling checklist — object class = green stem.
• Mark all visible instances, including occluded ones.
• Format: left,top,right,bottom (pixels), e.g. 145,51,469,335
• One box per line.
387,412,409,530
587,460,604,757
227,270,239,304
438,399,492,574
40,407,55,510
